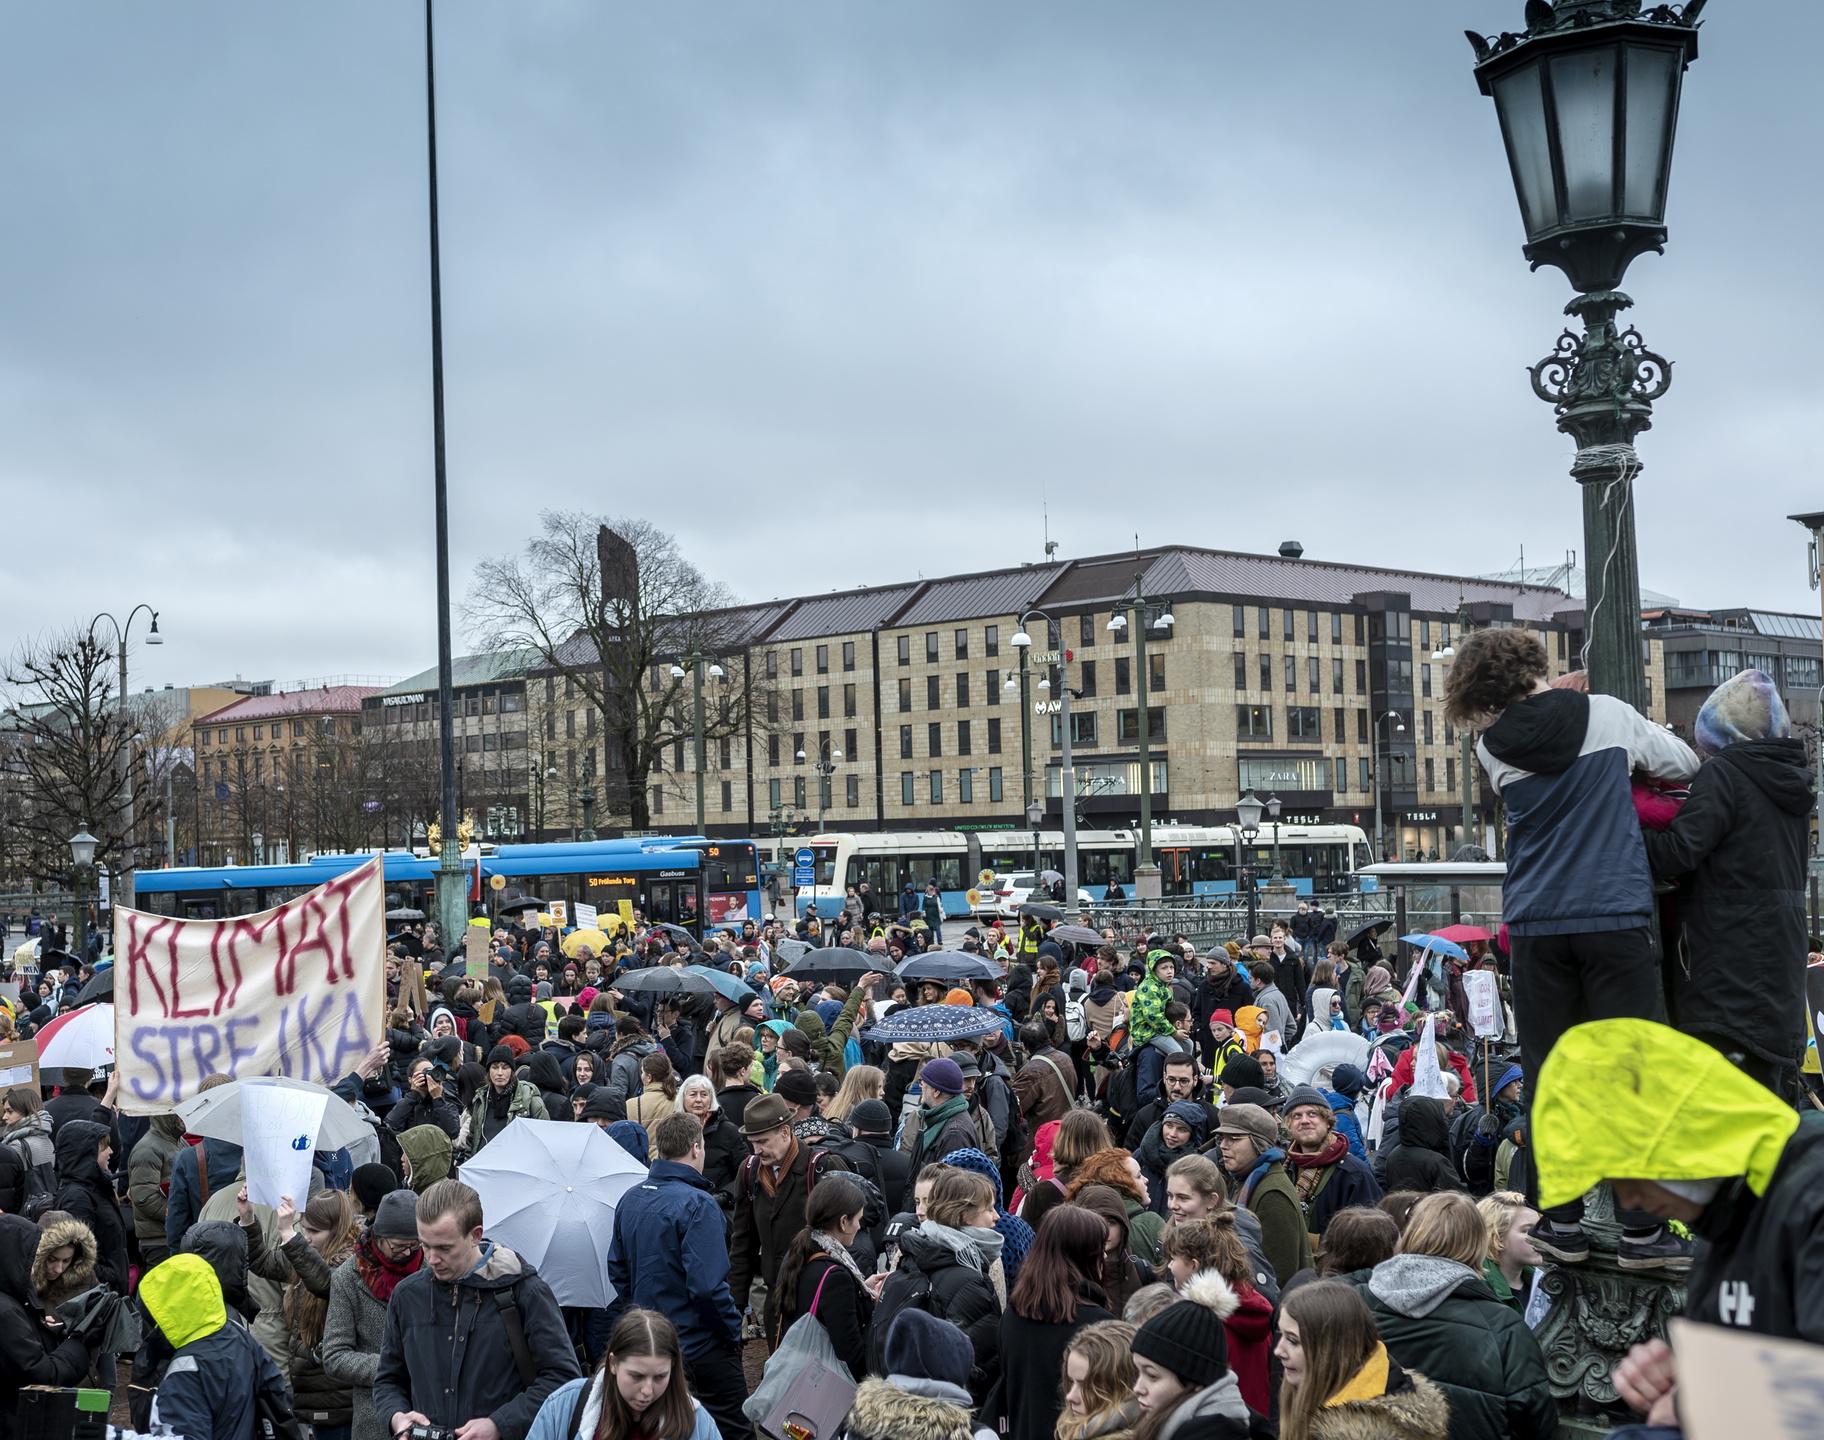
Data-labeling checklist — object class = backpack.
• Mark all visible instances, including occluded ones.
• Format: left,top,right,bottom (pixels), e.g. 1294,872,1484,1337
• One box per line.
8,1137,55,1220
866,1259,939,1375
740,1148,847,1205
1064,994,1087,1044
1450,1107,1502,1196
1100,1057,1141,1145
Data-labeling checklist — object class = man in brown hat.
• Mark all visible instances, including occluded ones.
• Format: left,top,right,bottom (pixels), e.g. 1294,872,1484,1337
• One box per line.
726,1091,853,1344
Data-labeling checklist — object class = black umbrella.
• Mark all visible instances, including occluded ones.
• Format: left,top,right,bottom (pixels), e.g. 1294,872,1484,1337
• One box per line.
76,966,114,1005
1018,902,1064,923
895,954,1003,983
783,952,879,985
493,896,549,914
1343,919,1393,948
607,967,717,996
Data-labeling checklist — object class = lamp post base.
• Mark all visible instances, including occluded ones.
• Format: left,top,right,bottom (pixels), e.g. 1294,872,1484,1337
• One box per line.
1132,865,1162,901
435,841,468,965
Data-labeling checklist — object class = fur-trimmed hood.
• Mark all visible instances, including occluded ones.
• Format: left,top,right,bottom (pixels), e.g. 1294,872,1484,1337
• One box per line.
33,1216,98,1308
842,1376,984,1440
1311,1368,1451,1440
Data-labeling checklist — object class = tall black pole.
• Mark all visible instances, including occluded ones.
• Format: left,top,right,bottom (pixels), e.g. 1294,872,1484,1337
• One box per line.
427,0,464,960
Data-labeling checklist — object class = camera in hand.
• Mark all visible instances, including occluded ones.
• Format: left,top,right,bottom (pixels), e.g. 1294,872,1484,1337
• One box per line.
407,1425,458,1440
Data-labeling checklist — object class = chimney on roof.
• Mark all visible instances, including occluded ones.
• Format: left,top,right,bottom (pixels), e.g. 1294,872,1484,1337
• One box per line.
1279,541,1305,560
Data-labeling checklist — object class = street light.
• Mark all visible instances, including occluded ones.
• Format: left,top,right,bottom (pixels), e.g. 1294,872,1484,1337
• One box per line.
1234,791,1262,942
675,651,725,834
1026,797,1044,880
1110,561,1168,892
88,605,162,906
1469,1,1701,708
811,747,842,831
1266,793,1285,886
68,827,97,962
1018,608,1080,911
1372,711,1407,863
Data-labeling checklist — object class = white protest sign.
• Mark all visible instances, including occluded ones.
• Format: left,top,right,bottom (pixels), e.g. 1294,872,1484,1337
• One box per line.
112,856,387,1114
1463,970,1502,1038
1411,1015,1448,1099
548,901,569,927
574,902,598,931
241,1082,329,1210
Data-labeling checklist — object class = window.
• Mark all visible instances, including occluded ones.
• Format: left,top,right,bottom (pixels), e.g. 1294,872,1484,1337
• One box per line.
987,718,1002,753
1233,653,1248,690
767,735,780,766
956,673,970,707
929,770,943,804
766,693,778,724
1421,664,1433,698
1335,707,1347,742
843,683,857,718
987,670,1000,704
586,709,597,736
989,767,1004,802
1357,709,1369,742
1331,657,1344,694
927,675,941,710
652,784,664,814
1116,656,1132,694
1150,654,1165,693
1260,654,1273,692
501,693,522,713
1308,656,1320,692
958,719,972,755
1236,705,1272,739
1258,607,1270,640
1284,655,1297,692
1308,610,1319,643
1426,757,1436,790
926,633,940,664
1079,660,1096,697
1289,706,1321,739
1070,711,1097,744
566,710,577,738
483,732,498,752
1079,614,1095,646
721,780,732,813
985,625,999,657
846,774,860,807
1355,614,1366,645
1423,710,1435,744
794,776,806,808
252,726,262,741
199,730,210,747
1116,707,1166,741
769,778,782,808
900,726,914,759
845,728,857,759
1355,659,1367,694
1284,609,1296,642
816,644,828,674
818,731,832,764
901,772,915,805
1419,620,1431,650
959,769,974,803
1332,612,1343,643
1444,720,1454,746
1446,757,1456,792
1232,604,1246,637
793,733,805,764
928,722,943,757
1360,757,1372,790
235,727,246,743
792,690,804,722
955,629,969,659
817,686,830,719
791,648,803,677
897,636,911,665
719,735,732,768
898,679,912,713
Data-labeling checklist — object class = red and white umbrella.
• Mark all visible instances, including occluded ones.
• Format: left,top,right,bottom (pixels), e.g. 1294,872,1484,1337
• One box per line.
35,1003,114,1072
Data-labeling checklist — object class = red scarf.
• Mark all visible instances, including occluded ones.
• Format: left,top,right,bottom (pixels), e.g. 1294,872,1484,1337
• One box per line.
1285,1132,1348,1203
355,1236,422,1302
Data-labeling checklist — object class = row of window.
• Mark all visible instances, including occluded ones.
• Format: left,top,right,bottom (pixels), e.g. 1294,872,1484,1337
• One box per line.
1230,654,1450,700
199,718,345,745
376,693,523,724
1237,705,1459,747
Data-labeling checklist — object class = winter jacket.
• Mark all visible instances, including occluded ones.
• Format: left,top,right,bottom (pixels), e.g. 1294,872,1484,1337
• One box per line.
1356,1254,1555,1440
399,1123,453,1193
524,1375,719,1440
1013,1046,1077,1128
1226,1283,1276,1416
1,1111,56,1198
840,1375,997,1440
32,1216,99,1310
241,1219,354,1427
856,1130,912,1216
465,1080,550,1157
1307,1348,1450,1440
1382,1098,1466,1195
1479,689,1698,935
715,1080,763,1130
0,1214,90,1438
523,1052,572,1122
1296,1147,1383,1240
624,1081,675,1140
872,1226,1002,1400
321,1248,414,1440
166,1137,244,1252
196,1188,295,1380
1535,1018,1824,1342
131,1218,256,1425
1644,736,1814,1064
385,1084,467,1141
1240,1156,1311,1287
52,1120,128,1294
139,1255,294,1440
602,1035,658,1103
604,1159,742,1360
372,1242,581,1440
1194,969,1255,1060
699,1107,749,1196
995,1294,1115,1440
789,1249,874,1377
128,1116,185,1253
727,1142,853,1338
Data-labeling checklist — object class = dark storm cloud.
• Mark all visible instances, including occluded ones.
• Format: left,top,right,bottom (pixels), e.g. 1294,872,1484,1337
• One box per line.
1,1,1819,686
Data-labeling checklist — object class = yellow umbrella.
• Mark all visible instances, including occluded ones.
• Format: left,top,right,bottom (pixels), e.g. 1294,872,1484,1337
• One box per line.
562,928,611,959
13,941,36,963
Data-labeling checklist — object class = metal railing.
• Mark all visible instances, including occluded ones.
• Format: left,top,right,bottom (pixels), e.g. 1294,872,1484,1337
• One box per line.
1078,888,1502,952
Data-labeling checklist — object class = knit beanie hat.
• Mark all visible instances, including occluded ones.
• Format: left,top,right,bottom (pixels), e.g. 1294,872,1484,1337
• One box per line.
1282,1084,1332,1120
373,1189,420,1239
943,988,975,1008
351,1163,400,1212
487,1044,516,1068
1132,1271,1239,1388
849,1099,893,1135
883,1308,976,1388
1697,668,1789,756
1330,1064,1366,1100
921,1057,965,1096
775,1069,819,1107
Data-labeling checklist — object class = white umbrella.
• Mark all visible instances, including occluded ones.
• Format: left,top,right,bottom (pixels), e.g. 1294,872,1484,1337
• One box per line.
35,1003,115,1072
174,1076,372,1153
459,1118,647,1308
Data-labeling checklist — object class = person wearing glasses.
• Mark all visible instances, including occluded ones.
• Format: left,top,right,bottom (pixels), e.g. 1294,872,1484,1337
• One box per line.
320,1191,423,1440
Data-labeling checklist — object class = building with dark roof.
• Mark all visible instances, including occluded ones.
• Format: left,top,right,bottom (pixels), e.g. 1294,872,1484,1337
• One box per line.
1643,608,1823,738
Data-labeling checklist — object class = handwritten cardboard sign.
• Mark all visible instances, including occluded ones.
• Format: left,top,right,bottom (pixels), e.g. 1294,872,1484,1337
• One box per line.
111,857,386,1114
0,1038,38,1092
1673,1318,1824,1440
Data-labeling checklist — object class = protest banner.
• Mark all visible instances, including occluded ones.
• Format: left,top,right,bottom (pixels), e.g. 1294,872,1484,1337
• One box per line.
574,901,599,931
1411,1015,1448,1099
1672,1317,1824,1440
1462,970,1502,1038
242,1081,330,1210
0,1038,38,1091
112,856,387,1115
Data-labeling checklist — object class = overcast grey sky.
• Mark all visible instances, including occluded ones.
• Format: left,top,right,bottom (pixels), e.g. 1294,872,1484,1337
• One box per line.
3,1,1820,690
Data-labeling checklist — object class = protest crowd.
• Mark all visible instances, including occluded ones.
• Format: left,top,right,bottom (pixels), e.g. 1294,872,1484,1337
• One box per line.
0,641,1821,1440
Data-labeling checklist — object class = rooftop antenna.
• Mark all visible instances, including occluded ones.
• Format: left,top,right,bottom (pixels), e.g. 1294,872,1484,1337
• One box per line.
1043,482,1057,561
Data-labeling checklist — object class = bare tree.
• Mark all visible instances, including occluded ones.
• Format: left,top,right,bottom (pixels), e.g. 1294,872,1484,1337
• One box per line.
467,513,771,830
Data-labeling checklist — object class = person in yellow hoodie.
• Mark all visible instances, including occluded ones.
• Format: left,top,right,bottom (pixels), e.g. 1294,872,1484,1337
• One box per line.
1534,1019,1824,1427
139,1253,296,1440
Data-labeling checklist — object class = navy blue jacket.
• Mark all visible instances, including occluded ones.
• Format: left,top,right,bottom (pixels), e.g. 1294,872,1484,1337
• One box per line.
604,1159,742,1359
1479,691,1697,936
157,1318,289,1440
165,1140,244,1253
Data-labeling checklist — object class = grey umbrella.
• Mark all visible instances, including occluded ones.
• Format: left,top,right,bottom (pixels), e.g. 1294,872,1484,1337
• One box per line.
173,1076,371,1152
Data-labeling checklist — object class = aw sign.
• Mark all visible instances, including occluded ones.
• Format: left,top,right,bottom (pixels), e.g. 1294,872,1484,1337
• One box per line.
112,857,387,1114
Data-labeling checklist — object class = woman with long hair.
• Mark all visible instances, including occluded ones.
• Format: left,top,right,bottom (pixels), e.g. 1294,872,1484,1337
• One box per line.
1276,1280,1447,1440
874,1167,1005,1400
1057,1319,1139,1440
1066,1185,1154,1313
675,1075,747,1194
626,1053,679,1137
771,1175,877,1377
525,1308,718,1440
242,1188,364,1439
1066,1150,1165,1266
825,1064,884,1124
1024,1111,1114,1232
994,1205,1115,1440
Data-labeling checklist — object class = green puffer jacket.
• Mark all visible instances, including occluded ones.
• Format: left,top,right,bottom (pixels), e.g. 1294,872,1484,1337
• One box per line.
464,1081,549,1159
1356,1253,1555,1440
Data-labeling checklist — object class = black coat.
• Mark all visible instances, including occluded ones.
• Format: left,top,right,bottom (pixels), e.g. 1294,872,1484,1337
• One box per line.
856,1133,912,1217
727,1145,854,1340
716,1082,763,1131
789,1253,873,1378
0,1142,25,1216
699,1109,749,1196
994,1296,1115,1440
1644,736,1815,1065
872,1228,1001,1401
0,1214,89,1439
1382,1097,1467,1195
1687,1122,1824,1341
52,1120,128,1294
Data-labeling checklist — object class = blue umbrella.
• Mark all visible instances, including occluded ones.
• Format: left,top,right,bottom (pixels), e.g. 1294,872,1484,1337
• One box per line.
896,954,1004,983
864,1003,1004,1044
1400,933,1469,963
683,965,759,1004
